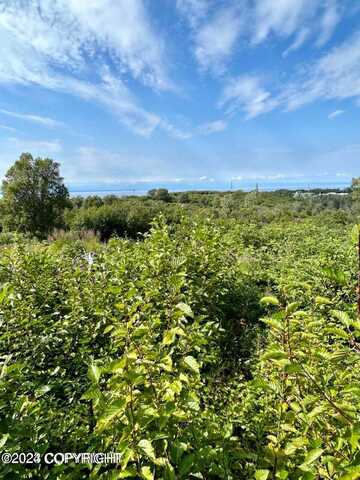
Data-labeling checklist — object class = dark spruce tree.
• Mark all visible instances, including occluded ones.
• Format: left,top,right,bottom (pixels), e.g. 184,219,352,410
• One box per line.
1,152,70,237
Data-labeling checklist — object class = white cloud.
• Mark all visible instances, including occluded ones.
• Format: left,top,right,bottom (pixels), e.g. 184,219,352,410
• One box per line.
328,109,344,119
0,0,170,90
161,118,227,139
8,137,62,154
194,6,244,72
199,175,214,182
221,31,360,120
0,109,64,128
282,31,360,111
0,0,171,136
316,0,340,47
220,75,278,119
176,0,209,27
197,119,227,135
63,0,170,91
282,28,310,57
252,0,340,48
253,0,316,44
0,124,16,133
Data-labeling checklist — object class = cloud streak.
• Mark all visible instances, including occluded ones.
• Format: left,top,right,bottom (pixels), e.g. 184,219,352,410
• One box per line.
220,30,360,120
0,0,171,136
0,109,65,128
328,109,344,119
194,5,243,72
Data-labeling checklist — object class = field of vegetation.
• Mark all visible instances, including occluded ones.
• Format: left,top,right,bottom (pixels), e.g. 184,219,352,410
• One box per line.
0,154,360,479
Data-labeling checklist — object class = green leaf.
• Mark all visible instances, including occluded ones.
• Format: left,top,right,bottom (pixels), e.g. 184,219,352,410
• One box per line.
286,302,300,314
261,350,288,361
138,439,156,461
255,470,270,480
88,363,101,384
103,324,114,334
133,326,149,338
339,466,360,480
176,302,194,318
0,433,9,448
302,448,323,465
324,327,349,339
315,296,332,305
260,296,279,306
141,466,154,480
119,467,138,478
183,356,200,374
351,224,360,245
162,327,185,345
162,329,176,346
96,399,127,431
331,310,351,327
35,385,52,397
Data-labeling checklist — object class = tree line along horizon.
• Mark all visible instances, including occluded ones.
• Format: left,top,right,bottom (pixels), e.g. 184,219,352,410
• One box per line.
0,152,360,240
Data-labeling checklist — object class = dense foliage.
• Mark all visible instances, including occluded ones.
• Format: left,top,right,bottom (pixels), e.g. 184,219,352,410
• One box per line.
0,153,69,237
0,164,359,478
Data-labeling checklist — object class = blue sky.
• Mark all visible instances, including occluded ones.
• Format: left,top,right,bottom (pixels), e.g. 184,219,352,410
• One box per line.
0,0,359,189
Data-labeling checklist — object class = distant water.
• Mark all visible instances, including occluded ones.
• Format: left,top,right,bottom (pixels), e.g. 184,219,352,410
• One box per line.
69,180,351,197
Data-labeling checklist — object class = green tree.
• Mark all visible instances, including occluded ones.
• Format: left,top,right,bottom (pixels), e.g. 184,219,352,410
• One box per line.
148,188,172,202
1,152,70,236
352,177,360,211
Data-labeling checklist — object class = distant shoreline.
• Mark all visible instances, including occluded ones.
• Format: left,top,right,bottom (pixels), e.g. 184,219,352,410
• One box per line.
69,180,351,197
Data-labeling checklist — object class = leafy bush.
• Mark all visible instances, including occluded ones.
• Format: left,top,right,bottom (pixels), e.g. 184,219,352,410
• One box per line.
0,211,359,479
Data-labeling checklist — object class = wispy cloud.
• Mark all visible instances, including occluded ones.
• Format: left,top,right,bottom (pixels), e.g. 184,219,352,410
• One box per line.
199,175,215,182
328,109,344,119
197,120,227,135
176,0,209,28
252,0,341,49
282,28,310,57
0,109,64,128
221,31,360,120
161,118,227,139
0,123,16,133
194,5,244,72
316,0,341,47
8,137,62,154
282,31,360,111
220,75,278,119
0,0,172,136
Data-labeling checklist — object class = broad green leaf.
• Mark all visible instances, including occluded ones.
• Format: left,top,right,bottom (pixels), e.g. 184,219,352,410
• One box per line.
260,296,279,306
162,329,176,345
0,433,9,448
315,296,332,305
96,399,127,431
255,470,270,480
302,448,323,465
176,302,194,318
138,439,156,461
88,363,101,384
261,350,288,361
183,356,200,374
119,467,138,478
141,466,154,480
35,385,52,397
339,466,360,480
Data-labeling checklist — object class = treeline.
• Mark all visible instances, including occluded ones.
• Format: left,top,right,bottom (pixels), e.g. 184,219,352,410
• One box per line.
0,153,358,241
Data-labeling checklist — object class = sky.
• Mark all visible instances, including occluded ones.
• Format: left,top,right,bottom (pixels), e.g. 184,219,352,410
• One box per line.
0,0,360,190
